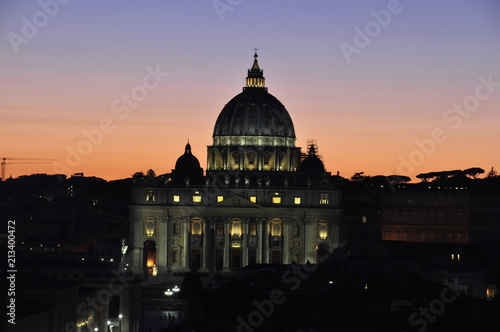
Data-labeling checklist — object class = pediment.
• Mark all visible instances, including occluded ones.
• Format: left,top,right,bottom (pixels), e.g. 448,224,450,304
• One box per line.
212,195,262,208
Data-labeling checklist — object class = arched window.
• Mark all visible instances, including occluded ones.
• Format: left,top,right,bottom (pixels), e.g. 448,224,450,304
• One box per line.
263,151,272,165
319,223,328,240
271,220,282,236
145,219,155,237
143,240,157,275
231,220,242,237
247,150,256,165
191,219,203,235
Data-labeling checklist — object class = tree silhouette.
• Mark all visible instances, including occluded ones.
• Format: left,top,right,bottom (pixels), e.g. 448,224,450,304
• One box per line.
350,172,369,182
487,167,498,178
463,167,485,179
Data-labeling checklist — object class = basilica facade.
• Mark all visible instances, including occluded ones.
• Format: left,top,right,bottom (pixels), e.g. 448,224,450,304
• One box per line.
127,53,342,276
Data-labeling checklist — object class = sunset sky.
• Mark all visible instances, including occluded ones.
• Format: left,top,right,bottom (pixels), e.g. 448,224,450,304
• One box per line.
1,0,500,181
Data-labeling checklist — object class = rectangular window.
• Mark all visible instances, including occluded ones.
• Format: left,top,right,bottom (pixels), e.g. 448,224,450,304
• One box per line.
173,195,180,202
217,195,224,202
249,196,257,203
362,216,367,223
294,197,301,204
272,196,282,204
173,223,179,235
192,195,202,203
320,193,329,205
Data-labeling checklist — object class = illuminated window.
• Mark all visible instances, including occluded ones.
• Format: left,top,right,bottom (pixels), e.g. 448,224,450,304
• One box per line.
271,221,282,236
173,195,180,202
146,190,156,202
272,192,281,204
319,223,328,240
231,241,241,248
486,286,497,299
362,216,367,223
231,220,242,237
191,220,202,235
217,195,224,202
249,196,257,203
320,193,329,205
192,191,202,203
294,197,301,205
145,221,155,237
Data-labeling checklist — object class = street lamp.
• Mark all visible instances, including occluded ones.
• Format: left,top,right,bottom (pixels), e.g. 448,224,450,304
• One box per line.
172,285,180,292
94,328,99,332
164,289,173,296
118,314,123,332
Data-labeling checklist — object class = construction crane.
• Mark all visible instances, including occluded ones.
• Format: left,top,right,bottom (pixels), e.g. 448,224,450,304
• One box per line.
1,157,58,181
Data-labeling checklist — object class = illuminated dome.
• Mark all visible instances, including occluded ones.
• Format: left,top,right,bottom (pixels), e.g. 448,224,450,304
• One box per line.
212,52,296,147
207,52,301,172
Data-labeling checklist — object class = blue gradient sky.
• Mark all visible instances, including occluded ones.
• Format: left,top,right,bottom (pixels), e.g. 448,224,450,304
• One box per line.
1,0,500,180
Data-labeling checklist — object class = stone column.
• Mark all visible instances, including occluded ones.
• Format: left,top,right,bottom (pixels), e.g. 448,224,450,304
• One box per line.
262,220,269,264
157,219,167,274
202,220,209,270
257,221,263,263
223,220,230,270
242,221,248,266
131,215,143,274
282,221,290,264
182,220,189,269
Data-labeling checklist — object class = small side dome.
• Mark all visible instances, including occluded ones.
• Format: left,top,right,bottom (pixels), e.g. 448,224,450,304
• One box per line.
300,144,325,176
172,143,204,185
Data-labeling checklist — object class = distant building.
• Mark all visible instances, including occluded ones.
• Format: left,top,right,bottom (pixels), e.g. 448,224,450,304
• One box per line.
128,53,342,275
380,186,469,244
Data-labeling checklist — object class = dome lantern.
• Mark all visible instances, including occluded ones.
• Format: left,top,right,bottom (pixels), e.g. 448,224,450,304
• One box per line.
245,48,265,89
